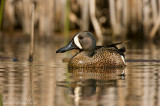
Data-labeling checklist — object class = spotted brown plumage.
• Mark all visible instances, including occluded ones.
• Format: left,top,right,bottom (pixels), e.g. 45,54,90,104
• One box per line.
56,31,126,68
68,47,125,68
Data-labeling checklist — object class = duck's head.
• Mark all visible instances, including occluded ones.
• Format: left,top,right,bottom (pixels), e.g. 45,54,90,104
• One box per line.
56,31,96,53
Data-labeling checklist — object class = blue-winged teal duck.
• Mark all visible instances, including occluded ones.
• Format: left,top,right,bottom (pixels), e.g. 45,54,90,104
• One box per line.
56,31,126,68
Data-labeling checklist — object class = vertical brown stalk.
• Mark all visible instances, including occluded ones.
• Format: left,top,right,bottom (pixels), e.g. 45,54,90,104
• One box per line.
137,0,142,24
150,16,160,39
109,0,116,34
81,0,89,31
158,0,160,13
89,0,103,44
130,0,138,32
109,0,121,36
116,0,123,37
151,0,158,22
122,0,128,27
4,0,16,30
64,0,70,40
22,0,32,35
28,4,35,62
39,0,54,36
149,0,159,39
143,0,150,37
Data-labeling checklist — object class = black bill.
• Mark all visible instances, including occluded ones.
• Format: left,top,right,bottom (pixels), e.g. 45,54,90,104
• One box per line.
56,40,78,53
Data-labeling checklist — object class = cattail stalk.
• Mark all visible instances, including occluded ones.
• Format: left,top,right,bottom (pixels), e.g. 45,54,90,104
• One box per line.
64,0,70,41
28,4,35,62
137,0,142,23
143,0,150,37
109,0,117,35
81,0,89,31
150,15,160,39
122,0,128,27
89,0,103,44
151,0,158,22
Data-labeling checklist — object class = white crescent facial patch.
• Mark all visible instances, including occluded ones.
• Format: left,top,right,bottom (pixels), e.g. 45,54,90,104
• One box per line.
74,34,82,49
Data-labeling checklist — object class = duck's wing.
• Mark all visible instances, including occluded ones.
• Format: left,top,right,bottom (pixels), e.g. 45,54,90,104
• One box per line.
106,41,127,57
106,42,122,48
95,45,126,58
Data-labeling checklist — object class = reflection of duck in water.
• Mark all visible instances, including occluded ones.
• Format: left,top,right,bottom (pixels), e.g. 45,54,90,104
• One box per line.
56,68,125,106
68,67,125,80
56,31,126,68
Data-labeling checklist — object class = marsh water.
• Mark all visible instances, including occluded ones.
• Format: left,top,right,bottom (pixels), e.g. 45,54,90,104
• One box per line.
0,34,160,106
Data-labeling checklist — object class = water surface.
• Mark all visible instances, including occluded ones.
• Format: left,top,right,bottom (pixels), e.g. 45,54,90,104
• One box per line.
0,34,160,106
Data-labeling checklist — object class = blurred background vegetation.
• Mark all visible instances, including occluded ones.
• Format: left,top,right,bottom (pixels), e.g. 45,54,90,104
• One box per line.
1,0,160,43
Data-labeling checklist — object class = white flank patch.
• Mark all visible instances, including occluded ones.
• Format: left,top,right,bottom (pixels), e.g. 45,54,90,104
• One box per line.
79,60,83,63
74,34,82,49
121,55,125,64
74,86,81,106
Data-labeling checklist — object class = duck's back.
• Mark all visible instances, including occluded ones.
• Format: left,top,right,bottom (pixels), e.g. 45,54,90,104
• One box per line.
68,47,125,68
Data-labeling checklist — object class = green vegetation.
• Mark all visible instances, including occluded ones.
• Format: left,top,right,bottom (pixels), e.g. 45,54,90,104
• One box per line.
0,0,4,29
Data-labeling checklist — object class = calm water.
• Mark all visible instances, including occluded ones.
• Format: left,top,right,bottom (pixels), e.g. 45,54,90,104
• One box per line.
0,34,160,106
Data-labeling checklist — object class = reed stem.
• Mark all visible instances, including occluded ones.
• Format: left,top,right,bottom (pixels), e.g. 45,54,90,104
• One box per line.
89,0,103,44
64,0,70,41
81,0,89,31
150,15,160,39
28,4,35,62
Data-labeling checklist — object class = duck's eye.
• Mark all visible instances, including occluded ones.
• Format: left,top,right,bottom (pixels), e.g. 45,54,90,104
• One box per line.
78,35,83,40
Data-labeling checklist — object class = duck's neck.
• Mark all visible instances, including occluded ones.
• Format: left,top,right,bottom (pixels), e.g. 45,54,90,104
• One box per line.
81,51,95,57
